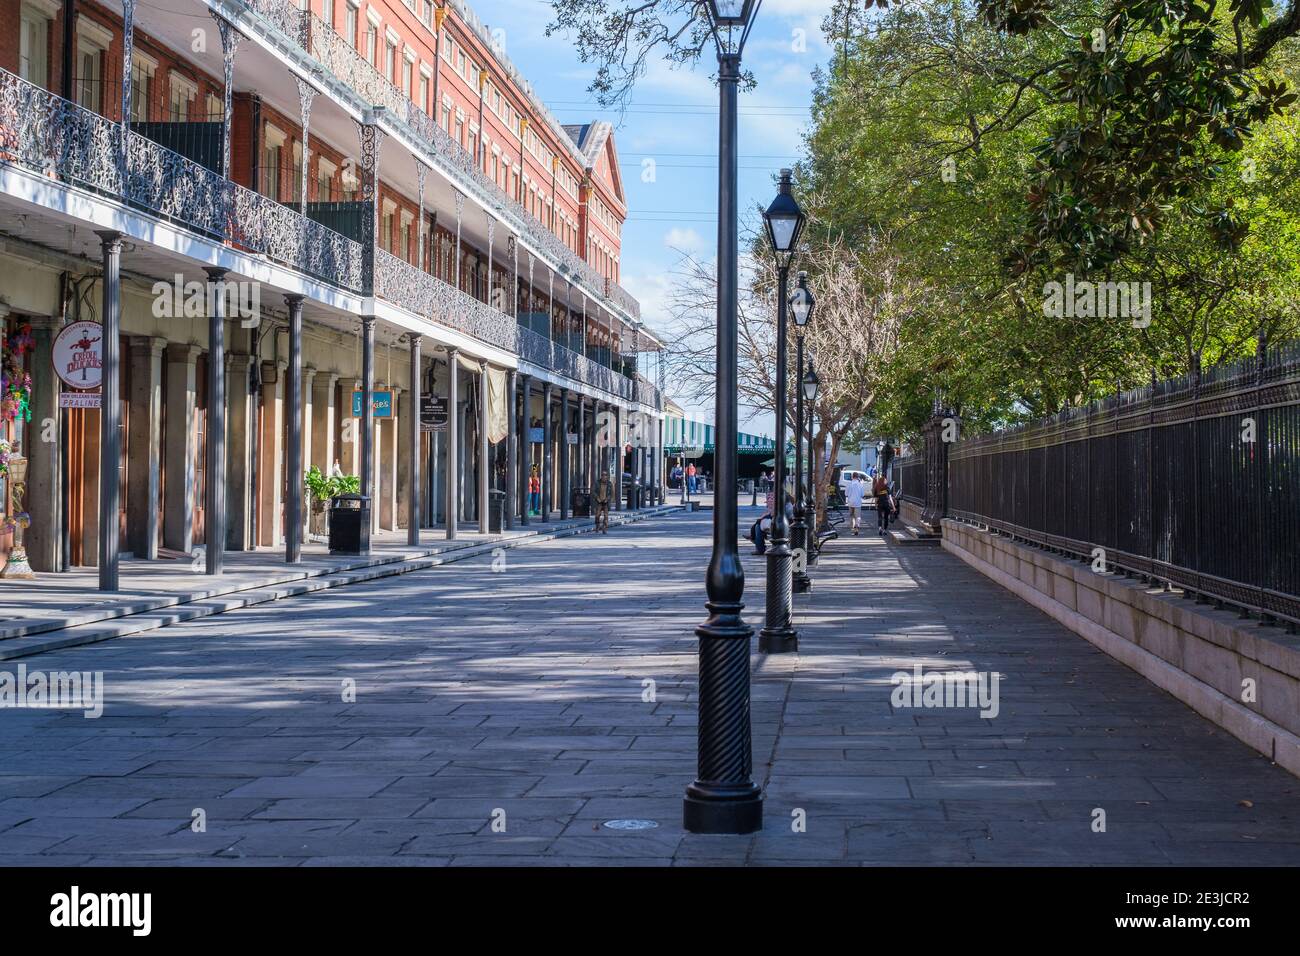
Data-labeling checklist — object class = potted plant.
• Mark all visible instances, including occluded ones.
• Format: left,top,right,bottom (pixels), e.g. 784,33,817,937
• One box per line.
304,465,361,540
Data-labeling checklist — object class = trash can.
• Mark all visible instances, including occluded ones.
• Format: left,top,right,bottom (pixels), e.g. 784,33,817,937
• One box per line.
488,489,506,533
329,494,370,555
571,487,591,517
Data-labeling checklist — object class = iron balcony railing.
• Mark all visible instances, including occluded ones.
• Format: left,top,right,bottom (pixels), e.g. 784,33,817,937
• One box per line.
0,68,365,291
373,250,659,406
299,10,641,322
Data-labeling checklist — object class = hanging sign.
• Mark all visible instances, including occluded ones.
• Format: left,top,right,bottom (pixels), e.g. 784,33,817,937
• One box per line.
352,390,393,418
52,321,104,389
528,427,544,444
567,431,579,445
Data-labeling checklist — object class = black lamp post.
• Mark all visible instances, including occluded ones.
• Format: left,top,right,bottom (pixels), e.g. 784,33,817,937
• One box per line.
684,0,763,836
802,361,821,562
790,272,816,594
758,169,805,654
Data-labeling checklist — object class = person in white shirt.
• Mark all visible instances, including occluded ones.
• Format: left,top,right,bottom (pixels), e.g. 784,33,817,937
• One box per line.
845,475,868,535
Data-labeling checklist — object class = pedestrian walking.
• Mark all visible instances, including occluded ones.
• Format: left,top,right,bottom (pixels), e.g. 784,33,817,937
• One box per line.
873,471,892,534
845,473,868,535
686,462,697,495
528,465,541,516
594,472,612,534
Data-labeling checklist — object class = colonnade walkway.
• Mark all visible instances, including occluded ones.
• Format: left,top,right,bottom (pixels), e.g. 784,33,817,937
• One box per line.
0,507,1297,865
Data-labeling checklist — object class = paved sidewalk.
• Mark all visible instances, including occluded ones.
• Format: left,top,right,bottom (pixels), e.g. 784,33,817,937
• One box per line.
0,508,1296,866
0,505,678,659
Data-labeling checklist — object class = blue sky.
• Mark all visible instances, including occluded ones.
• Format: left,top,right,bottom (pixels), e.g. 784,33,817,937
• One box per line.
472,0,837,435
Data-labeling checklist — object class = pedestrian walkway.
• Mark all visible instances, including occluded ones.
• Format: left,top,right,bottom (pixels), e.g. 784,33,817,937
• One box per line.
0,505,679,660
0,509,1295,866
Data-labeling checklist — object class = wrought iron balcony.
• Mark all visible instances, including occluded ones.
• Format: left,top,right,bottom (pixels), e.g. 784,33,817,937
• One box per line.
0,68,365,291
374,247,517,352
259,6,642,322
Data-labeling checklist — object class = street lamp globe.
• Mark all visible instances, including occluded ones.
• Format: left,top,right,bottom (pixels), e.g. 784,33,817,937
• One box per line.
791,271,816,327
708,0,757,27
802,363,821,403
763,169,805,257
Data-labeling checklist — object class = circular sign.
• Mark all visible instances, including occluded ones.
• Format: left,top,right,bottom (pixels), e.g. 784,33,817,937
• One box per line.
52,321,104,389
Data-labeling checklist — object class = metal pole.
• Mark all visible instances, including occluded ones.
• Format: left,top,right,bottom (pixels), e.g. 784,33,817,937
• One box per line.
478,362,489,533
559,388,570,519
445,348,458,539
285,294,304,563
760,263,796,652
408,334,422,544
505,368,516,530
519,374,530,526
205,267,226,575
542,382,553,520
360,316,375,552
792,332,810,593
96,231,123,591
684,48,760,834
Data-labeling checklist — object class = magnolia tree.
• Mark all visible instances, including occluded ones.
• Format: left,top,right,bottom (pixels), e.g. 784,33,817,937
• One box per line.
664,225,919,528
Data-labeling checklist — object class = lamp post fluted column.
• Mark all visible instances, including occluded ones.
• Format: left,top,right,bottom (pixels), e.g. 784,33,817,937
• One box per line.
759,262,797,653
792,334,810,593
683,47,761,835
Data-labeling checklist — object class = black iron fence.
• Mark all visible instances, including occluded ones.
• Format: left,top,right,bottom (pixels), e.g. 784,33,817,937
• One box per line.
895,342,1300,627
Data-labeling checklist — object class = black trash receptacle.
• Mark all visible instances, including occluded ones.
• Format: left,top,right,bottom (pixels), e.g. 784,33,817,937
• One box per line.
329,494,370,555
488,489,506,533
572,487,591,517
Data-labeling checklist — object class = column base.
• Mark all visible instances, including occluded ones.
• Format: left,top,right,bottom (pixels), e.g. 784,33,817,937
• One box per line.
758,627,798,654
793,572,812,594
683,783,763,834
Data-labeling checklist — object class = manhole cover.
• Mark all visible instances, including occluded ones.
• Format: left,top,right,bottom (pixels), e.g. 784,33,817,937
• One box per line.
603,819,659,831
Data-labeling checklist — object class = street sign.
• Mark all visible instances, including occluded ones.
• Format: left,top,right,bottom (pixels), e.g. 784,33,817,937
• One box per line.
682,445,705,460
528,427,544,444
59,392,101,409
351,390,393,418
421,395,448,431
52,321,103,389
567,432,579,445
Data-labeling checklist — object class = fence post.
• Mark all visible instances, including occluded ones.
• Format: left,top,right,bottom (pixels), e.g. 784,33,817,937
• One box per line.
921,410,951,532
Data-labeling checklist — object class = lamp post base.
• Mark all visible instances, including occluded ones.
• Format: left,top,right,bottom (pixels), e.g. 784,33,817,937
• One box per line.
683,783,763,834
759,545,798,653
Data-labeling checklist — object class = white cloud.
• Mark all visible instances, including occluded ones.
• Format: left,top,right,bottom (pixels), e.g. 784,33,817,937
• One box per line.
663,226,706,252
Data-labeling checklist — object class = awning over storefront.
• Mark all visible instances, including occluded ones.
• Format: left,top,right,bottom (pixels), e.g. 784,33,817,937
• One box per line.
664,416,775,455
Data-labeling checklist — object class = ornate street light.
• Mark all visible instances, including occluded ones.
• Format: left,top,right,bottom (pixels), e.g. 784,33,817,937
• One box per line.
790,272,816,594
802,360,822,557
684,0,764,837
758,170,805,654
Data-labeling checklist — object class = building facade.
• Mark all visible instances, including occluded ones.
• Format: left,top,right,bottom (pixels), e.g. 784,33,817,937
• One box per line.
0,0,667,586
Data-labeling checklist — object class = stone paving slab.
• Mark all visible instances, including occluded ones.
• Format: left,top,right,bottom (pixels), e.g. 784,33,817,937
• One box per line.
0,508,1297,866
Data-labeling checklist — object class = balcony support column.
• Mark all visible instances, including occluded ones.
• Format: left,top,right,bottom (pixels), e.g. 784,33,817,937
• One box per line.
204,267,228,576
505,368,517,530
559,387,570,520
612,405,623,512
478,362,490,534
415,161,427,270
294,80,317,216
119,0,135,180
95,231,123,591
360,316,375,554
285,295,304,563
408,335,422,544
454,192,465,291
518,374,531,526
445,348,459,540
509,237,519,318
356,112,385,294
212,15,238,183
486,220,495,308
541,382,553,521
